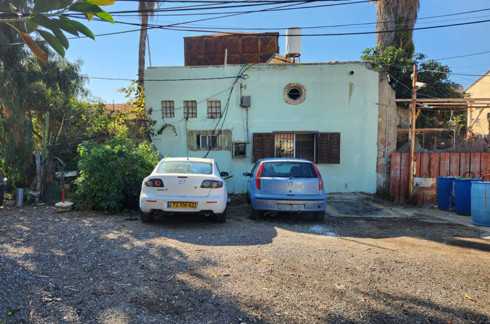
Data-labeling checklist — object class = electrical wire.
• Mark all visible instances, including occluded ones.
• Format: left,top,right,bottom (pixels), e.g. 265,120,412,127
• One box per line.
56,15,490,40
203,64,250,158
432,50,490,61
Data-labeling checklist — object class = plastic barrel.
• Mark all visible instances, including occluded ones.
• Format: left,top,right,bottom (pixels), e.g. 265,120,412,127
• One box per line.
437,177,455,211
454,178,481,215
471,182,490,226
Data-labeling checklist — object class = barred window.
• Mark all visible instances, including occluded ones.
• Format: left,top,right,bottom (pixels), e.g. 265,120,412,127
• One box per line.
275,133,315,162
161,100,175,118
184,101,197,118
207,100,221,118
253,132,340,164
197,135,218,149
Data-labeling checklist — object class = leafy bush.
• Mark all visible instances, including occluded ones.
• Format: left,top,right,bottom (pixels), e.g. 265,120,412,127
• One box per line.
74,138,160,212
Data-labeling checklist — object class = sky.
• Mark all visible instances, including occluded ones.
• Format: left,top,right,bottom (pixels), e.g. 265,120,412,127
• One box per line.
63,0,490,104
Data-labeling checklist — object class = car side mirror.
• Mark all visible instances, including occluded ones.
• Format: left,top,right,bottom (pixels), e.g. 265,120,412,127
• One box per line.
220,171,229,177
243,172,252,177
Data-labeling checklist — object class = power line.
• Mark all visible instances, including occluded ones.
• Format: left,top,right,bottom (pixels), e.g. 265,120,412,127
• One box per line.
63,0,369,17
105,17,490,37
139,9,490,30
89,75,246,81
52,14,490,42
432,50,490,61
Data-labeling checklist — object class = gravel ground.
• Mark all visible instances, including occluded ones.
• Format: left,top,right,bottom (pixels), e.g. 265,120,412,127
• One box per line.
0,199,489,324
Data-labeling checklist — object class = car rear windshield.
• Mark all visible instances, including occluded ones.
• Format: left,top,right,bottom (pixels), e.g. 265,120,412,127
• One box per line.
261,162,316,178
157,161,213,174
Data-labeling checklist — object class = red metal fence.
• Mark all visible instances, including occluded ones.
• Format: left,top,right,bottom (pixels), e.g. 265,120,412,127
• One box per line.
390,152,490,204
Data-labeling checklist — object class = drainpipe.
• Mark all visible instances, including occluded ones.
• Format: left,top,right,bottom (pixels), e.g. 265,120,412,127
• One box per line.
384,103,389,191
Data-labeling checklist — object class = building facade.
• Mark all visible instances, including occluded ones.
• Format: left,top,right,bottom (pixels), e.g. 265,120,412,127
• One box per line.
467,70,490,135
145,62,396,194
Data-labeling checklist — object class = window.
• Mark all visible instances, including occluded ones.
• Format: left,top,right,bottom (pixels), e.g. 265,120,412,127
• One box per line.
287,88,302,100
197,135,218,149
157,161,212,174
283,83,306,105
207,100,221,118
275,133,315,161
161,100,174,118
184,101,197,118
233,142,247,158
187,130,232,151
253,132,340,164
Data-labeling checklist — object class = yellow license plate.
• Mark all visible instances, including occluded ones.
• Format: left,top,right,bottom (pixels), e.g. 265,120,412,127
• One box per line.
168,202,196,209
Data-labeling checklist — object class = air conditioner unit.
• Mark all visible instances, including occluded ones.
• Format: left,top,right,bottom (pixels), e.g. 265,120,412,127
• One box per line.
240,96,251,108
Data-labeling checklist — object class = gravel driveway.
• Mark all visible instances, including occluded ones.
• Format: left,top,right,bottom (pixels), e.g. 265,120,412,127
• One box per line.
0,200,489,324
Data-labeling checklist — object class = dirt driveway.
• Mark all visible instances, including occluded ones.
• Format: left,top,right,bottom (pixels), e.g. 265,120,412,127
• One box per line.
0,196,489,324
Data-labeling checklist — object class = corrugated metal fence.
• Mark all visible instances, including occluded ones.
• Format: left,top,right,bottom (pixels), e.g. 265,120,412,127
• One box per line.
390,152,490,204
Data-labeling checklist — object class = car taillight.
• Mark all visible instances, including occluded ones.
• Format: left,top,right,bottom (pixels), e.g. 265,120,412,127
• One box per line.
201,180,223,188
144,179,164,187
312,163,323,191
255,162,264,190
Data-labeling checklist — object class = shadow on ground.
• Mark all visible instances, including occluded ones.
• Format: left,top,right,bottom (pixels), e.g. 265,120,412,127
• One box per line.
0,207,272,323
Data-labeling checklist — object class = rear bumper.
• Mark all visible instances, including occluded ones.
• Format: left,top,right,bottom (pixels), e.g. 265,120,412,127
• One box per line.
139,193,227,214
251,194,326,212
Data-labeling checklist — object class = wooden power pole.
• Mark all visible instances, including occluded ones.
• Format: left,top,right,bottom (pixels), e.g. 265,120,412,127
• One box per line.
408,64,418,198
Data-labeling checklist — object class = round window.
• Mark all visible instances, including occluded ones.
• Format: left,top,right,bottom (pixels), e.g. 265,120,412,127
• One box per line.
283,83,306,105
287,87,302,100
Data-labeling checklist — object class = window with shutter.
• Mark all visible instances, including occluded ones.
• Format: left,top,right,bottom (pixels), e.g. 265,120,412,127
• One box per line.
253,132,340,164
253,133,275,162
317,132,341,164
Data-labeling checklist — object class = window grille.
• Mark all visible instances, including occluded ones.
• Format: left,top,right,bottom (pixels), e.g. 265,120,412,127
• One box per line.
275,133,315,161
184,101,197,118
253,132,340,164
197,135,218,149
207,100,221,118
161,100,174,118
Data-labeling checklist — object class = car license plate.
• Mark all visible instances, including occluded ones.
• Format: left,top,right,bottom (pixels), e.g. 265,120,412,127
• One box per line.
168,202,196,209
277,204,304,211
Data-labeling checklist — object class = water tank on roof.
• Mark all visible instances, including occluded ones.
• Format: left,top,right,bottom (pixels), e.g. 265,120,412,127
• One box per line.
286,27,302,58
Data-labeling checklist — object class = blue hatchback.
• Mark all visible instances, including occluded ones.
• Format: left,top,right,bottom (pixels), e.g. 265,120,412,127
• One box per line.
243,158,326,220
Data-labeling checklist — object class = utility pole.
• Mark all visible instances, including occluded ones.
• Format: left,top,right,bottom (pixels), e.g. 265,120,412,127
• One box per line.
408,64,418,198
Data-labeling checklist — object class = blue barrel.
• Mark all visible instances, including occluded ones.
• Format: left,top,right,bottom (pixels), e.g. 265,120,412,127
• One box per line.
437,177,455,211
471,182,490,226
454,178,482,215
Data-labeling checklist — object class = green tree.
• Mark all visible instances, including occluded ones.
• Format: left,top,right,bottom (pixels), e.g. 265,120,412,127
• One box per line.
361,46,466,146
119,81,157,139
0,0,114,187
1,0,114,63
0,51,86,186
361,46,463,99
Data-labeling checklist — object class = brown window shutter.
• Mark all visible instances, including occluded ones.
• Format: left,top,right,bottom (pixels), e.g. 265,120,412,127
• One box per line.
253,133,274,162
317,132,341,164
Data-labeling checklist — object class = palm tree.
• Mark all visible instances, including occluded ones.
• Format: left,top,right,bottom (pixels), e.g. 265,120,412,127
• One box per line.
137,1,158,90
371,0,420,55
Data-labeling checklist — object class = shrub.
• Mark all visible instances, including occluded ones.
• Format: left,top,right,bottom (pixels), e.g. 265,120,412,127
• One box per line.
74,138,160,212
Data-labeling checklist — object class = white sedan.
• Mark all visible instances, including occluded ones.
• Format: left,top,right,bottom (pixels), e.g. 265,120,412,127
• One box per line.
139,157,229,223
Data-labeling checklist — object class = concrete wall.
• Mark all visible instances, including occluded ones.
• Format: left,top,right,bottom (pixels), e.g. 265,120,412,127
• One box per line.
467,71,490,135
145,62,381,193
376,73,397,192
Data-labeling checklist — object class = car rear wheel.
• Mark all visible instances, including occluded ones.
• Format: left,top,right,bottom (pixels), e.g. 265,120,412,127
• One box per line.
313,211,325,222
140,211,155,223
250,207,262,220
